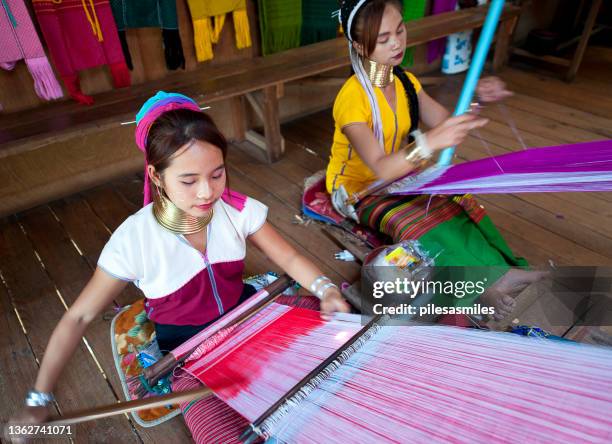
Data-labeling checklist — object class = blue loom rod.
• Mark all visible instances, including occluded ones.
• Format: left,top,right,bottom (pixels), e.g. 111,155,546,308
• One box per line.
437,0,506,166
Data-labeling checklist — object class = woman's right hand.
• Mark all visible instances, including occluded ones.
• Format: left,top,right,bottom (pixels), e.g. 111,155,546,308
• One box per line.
425,114,489,151
5,406,52,443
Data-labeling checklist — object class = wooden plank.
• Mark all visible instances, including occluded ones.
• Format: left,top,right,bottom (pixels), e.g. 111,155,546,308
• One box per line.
322,225,370,264
492,16,516,72
0,216,140,442
0,129,141,218
49,197,143,308
262,85,284,162
511,48,571,67
0,275,66,443
564,325,612,345
487,277,592,337
479,199,611,265
566,0,603,82
225,161,360,284
502,92,612,140
229,96,247,142
17,206,193,442
502,67,612,119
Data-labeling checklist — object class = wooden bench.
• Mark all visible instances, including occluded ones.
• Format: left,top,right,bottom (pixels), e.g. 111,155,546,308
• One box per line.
0,3,520,217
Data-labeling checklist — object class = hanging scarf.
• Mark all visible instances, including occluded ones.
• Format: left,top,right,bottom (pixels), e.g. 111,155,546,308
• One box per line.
32,0,130,105
0,0,62,100
258,0,302,56
301,0,337,46
186,0,252,62
109,0,184,71
401,0,427,67
427,0,457,63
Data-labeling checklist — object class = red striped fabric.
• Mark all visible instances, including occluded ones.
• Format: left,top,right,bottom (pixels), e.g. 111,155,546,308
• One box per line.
171,295,320,442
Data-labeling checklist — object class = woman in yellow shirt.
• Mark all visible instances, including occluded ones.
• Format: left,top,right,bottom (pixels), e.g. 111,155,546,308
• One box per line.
328,0,543,319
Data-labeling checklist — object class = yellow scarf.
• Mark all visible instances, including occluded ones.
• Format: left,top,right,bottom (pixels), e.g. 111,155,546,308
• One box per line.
186,0,252,62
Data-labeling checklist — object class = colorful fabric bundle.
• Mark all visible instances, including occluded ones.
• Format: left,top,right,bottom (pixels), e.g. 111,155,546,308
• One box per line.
109,0,185,70
301,0,337,46
386,140,612,195
401,0,427,67
0,0,62,100
185,0,252,62
110,299,181,427
32,0,130,105
184,304,612,442
427,0,458,63
258,0,302,55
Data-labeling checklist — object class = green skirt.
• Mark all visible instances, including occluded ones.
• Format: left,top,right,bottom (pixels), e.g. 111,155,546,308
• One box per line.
357,194,528,306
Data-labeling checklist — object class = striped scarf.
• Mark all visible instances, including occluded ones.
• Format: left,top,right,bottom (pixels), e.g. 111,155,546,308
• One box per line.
0,0,62,100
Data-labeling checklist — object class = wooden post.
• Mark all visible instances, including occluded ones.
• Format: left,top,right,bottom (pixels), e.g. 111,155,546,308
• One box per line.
262,85,284,163
229,96,246,142
566,0,602,82
492,17,516,72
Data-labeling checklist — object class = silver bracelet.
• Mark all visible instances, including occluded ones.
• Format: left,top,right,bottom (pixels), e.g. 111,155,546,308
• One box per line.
315,282,339,300
405,129,433,164
310,275,330,293
25,389,55,407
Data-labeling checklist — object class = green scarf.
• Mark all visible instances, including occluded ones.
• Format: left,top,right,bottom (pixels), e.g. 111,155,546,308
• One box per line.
109,0,184,70
258,0,302,55
301,0,338,46
401,0,427,67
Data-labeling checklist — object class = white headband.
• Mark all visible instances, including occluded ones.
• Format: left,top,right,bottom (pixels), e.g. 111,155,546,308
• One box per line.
343,0,369,42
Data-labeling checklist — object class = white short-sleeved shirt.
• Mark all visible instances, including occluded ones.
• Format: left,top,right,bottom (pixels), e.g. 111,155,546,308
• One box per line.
98,192,267,325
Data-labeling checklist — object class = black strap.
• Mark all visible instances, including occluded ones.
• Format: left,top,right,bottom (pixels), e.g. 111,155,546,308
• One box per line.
393,66,420,139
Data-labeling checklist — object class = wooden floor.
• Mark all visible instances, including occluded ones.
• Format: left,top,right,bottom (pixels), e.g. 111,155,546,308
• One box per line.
1,47,611,442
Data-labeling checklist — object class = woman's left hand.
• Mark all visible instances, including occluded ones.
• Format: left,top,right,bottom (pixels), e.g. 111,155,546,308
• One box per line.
320,288,351,320
476,76,513,103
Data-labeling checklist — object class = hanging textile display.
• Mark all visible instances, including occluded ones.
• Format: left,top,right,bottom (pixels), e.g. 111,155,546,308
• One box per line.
32,0,131,105
182,303,612,443
185,0,252,63
427,0,457,63
301,0,337,46
400,0,427,67
258,0,302,56
109,0,185,71
0,0,63,101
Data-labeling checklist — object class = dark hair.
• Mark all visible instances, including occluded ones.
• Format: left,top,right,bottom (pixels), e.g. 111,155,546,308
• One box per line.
351,0,402,57
146,109,227,174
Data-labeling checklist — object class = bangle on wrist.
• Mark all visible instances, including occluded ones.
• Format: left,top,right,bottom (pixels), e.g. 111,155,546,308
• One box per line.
404,129,433,165
316,282,339,300
25,389,55,407
310,275,330,293
309,275,338,300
